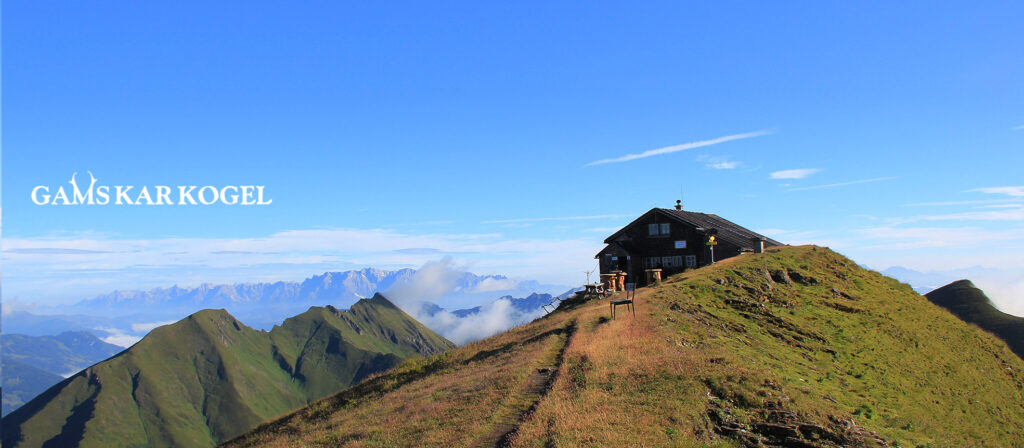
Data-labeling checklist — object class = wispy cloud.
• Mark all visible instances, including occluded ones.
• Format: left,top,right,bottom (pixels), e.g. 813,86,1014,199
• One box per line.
787,176,897,192
1014,125,1024,130
917,206,1024,222
970,186,1024,197
709,161,740,170
131,321,176,333
906,198,1024,207
697,155,741,170
482,214,630,224
585,130,772,166
6,248,114,255
770,168,821,179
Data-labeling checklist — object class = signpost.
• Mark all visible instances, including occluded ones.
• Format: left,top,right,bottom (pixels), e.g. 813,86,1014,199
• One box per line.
706,235,718,264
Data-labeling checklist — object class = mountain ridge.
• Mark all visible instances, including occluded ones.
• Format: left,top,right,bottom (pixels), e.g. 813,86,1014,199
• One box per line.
2,294,454,448
925,279,1024,361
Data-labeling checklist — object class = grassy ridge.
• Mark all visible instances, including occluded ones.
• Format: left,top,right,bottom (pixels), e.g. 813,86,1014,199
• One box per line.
925,279,1024,361
2,294,454,448
227,246,1024,447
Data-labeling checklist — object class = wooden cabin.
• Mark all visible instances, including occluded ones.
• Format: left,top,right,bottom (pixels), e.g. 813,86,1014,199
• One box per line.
596,201,782,287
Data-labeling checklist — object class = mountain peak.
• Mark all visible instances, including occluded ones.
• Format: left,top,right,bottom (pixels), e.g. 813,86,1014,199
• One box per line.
925,279,1024,360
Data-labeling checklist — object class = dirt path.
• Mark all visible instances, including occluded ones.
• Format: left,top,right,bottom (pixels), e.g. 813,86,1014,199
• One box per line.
471,319,577,448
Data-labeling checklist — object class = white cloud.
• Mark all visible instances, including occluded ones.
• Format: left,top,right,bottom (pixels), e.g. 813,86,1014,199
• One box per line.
906,199,1024,207
383,259,547,345
770,168,821,179
1013,125,1024,130
130,320,177,333
710,161,740,169
974,277,1024,316
468,277,521,293
917,207,1024,222
787,176,897,192
981,204,1024,209
970,186,1024,197
94,327,139,347
853,226,1024,250
1,298,38,315
423,299,545,345
585,130,772,166
697,155,741,170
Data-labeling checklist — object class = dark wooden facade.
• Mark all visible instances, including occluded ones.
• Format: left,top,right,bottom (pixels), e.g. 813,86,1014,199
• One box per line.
596,204,782,286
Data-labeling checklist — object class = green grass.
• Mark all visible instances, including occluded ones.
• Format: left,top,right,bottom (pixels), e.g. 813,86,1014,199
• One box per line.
2,294,454,448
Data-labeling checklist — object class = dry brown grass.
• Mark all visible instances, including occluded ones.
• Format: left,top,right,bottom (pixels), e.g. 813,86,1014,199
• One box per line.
509,288,732,448
227,307,577,448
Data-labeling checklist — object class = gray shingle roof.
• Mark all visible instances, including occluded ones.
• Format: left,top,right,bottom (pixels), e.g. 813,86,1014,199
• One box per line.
602,208,783,250
659,209,783,248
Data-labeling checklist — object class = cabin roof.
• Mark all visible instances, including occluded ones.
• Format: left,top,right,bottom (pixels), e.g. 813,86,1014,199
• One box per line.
603,208,783,249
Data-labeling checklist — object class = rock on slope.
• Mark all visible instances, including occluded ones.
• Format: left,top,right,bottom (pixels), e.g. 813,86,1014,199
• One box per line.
2,294,454,448
225,246,1024,448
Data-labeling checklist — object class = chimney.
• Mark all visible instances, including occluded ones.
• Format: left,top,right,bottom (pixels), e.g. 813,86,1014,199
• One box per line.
752,237,765,254
674,199,683,211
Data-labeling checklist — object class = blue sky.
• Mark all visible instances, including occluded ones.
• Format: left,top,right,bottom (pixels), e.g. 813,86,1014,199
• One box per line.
4,2,1024,312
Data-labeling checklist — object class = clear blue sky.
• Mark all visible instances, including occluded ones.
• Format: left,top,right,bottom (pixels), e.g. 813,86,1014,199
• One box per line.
4,2,1024,311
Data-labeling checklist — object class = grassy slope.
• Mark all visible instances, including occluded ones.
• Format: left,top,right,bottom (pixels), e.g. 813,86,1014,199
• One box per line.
1,359,65,416
227,246,1024,448
925,279,1024,361
2,295,454,448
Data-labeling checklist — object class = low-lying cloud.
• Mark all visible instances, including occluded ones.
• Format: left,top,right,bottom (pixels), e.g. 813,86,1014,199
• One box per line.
385,258,549,345
423,299,545,345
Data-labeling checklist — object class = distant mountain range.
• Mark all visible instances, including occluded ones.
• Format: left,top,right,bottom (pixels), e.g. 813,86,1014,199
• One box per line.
925,279,1024,361
54,268,569,332
2,332,124,416
447,293,556,318
2,294,454,447
75,268,416,311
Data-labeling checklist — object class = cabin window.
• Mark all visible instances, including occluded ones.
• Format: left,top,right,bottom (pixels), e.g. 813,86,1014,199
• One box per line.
642,257,660,268
661,256,683,268
648,222,670,236
685,255,697,267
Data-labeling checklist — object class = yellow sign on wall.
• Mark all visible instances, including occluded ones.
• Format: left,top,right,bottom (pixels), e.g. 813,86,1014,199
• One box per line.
706,236,717,246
